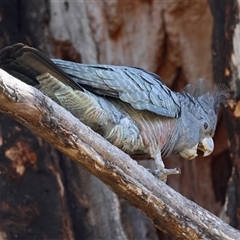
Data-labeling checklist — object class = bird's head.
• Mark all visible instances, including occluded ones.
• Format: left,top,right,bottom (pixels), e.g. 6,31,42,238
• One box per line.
176,79,230,160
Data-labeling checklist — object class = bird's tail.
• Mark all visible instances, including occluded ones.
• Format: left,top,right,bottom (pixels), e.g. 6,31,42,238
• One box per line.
0,43,82,90
0,44,116,132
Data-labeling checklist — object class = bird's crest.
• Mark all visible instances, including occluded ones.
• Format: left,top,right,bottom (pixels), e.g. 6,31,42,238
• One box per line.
182,79,230,114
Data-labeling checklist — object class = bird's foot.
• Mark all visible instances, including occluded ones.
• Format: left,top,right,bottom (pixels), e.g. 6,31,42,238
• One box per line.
150,167,181,182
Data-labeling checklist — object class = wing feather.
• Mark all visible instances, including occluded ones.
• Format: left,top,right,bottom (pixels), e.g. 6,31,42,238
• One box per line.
52,59,181,118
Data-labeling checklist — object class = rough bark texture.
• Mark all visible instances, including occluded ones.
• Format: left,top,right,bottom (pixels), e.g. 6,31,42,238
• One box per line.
208,0,240,230
0,0,238,239
0,69,240,239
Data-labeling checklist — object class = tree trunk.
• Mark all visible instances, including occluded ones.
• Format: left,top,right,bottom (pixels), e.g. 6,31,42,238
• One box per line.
208,0,240,229
0,0,238,239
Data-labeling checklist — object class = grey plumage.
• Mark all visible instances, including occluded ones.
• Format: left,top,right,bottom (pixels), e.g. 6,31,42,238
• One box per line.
0,44,229,181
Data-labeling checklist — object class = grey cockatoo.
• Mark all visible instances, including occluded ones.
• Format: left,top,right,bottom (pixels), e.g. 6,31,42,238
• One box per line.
0,44,229,181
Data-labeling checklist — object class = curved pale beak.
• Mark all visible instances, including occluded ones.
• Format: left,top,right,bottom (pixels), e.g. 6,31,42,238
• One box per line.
179,143,198,160
198,136,214,157
179,136,214,160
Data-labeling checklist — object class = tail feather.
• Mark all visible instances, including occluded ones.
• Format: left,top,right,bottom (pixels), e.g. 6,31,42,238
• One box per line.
0,43,82,90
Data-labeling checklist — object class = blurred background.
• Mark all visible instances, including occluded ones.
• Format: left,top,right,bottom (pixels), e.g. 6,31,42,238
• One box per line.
0,0,239,239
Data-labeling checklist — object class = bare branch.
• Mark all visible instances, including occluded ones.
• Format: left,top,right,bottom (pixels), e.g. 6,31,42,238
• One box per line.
0,69,239,239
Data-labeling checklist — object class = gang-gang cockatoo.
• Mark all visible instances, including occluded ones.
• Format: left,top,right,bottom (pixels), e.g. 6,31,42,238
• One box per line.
0,44,229,181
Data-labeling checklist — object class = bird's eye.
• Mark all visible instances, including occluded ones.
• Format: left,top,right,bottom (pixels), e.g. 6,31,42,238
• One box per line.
203,122,208,130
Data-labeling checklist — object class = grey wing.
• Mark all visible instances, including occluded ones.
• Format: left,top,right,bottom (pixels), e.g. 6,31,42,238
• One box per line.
52,59,181,118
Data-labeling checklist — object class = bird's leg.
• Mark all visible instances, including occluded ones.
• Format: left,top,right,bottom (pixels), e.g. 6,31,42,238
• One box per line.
151,152,181,182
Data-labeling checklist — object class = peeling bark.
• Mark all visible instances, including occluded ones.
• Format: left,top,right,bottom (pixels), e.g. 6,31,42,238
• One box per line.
0,0,238,239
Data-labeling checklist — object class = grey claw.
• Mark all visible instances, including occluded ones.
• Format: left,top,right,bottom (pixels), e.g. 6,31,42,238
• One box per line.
149,167,181,182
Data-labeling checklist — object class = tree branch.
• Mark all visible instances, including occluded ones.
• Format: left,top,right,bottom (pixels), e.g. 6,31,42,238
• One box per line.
0,69,239,239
